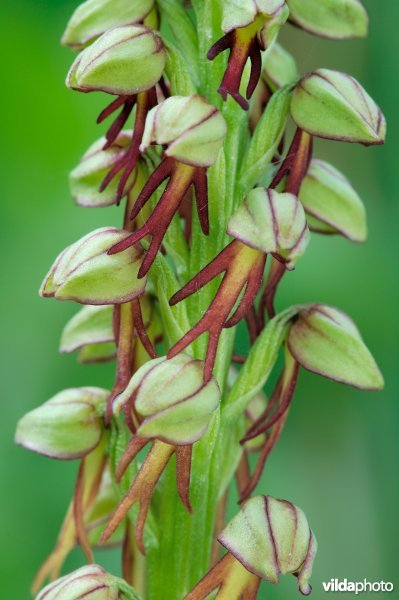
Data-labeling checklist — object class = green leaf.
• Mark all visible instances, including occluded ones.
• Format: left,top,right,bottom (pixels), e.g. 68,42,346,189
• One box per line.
164,41,197,96
239,85,292,193
157,0,200,85
288,305,384,390
287,0,368,40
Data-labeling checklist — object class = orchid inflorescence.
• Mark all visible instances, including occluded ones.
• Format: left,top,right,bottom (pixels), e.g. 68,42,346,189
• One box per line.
16,0,385,598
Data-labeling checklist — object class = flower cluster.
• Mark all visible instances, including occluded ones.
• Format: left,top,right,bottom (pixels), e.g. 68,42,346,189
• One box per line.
16,0,386,598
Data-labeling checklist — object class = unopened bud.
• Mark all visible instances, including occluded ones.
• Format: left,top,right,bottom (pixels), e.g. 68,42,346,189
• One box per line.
291,69,386,145
35,564,136,599
300,159,367,242
288,304,384,389
70,132,137,207
219,495,317,595
40,228,146,305
62,0,154,50
286,0,368,40
263,42,298,90
114,354,221,445
15,387,108,459
67,25,165,95
227,188,310,269
140,95,226,167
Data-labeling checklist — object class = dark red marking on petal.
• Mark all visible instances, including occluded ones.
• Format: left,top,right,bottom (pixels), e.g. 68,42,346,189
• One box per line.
131,298,157,359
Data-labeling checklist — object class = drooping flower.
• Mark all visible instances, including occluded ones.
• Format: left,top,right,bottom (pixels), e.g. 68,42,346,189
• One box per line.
168,189,309,381
15,392,110,594
100,354,220,553
290,69,386,146
35,564,137,600
62,0,155,50
240,304,384,498
299,159,367,242
108,95,227,277
67,24,166,203
187,495,317,598
40,228,147,305
207,0,289,109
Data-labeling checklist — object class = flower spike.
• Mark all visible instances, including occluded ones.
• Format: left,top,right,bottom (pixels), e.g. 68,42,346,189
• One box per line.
100,355,220,553
207,1,289,109
108,96,226,276
187,495,317,598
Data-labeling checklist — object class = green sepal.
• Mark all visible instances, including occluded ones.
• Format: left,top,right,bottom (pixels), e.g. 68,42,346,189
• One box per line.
286,0,368,40
62,0,154,50
15,387,108,460
300,159,367,242
291,69,386,145
288,304,384,389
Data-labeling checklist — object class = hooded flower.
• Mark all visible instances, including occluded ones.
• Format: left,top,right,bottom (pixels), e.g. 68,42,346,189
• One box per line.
67,24,166,203
100,354,220,553
108,95,226,277
187,495,317,598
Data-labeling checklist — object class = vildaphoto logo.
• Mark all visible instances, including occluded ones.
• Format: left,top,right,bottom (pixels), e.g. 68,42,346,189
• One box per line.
322,579,394,594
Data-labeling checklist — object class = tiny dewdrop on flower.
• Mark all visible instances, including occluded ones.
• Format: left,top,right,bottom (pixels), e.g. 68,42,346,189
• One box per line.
99,354,221,553
167,188,309,381
108,95,227,277
186,495,317,598
207,1,289,109
66,24,166,203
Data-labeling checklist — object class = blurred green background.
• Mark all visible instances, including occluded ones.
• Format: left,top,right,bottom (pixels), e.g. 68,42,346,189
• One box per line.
1,1,397,598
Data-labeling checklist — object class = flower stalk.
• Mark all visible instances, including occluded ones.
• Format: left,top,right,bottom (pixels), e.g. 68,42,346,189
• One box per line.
17,1,386,598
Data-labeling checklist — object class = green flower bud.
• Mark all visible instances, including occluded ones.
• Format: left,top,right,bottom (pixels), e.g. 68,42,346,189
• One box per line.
114,354,221,445
227,188,310,269
218,495,317,595
67,25,165,95
291,69,386,145
140,95,227,167
40,227,146,305
15,387,108,459
286,0,368,40
70,132,137,207
60,305,114,354
262,42,298,90
288,304,384,389
300,159,367,242
35,564,137,599
222,0,288,36
62,0,154,50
